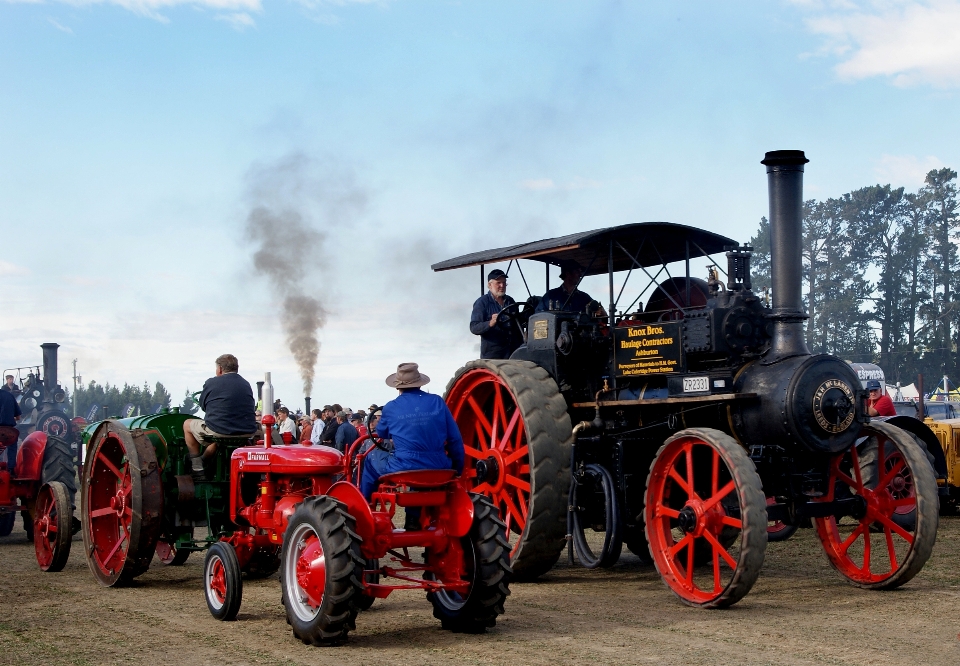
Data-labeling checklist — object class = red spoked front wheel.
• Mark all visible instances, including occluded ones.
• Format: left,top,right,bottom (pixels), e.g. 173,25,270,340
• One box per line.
81,421,162,587
814,421,937,589
645,428,767,608
766,496,799,542
34,481,73,572
445,360,572,580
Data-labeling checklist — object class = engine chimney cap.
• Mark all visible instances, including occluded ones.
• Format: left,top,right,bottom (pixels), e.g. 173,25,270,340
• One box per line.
761,150,809,167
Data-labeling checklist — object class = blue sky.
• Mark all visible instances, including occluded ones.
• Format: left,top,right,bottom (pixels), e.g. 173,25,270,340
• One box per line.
2,0,959,411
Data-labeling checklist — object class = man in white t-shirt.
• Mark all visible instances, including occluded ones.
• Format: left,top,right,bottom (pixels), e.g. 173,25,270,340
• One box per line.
276,406,298,443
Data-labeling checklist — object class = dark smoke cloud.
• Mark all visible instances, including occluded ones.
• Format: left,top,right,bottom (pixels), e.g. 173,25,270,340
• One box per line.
243,153,367,397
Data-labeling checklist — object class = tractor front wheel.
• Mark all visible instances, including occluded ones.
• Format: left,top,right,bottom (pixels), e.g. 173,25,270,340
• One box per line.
81,421,163,586
34,481,72,572
280,496,364,646
644,428,767,608
204,542,243,621
428,494,511,633
0,511,14,537
814,421,937,589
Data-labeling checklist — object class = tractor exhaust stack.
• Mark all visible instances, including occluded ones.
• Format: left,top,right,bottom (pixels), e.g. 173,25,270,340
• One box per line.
762,150,811,364
41,342,59,404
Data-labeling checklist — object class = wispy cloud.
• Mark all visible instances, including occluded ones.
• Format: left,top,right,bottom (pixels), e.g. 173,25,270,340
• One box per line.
0,260,29,277
216,10,255,30
874,153,945,187
47,17,73,32
801,1,960,87
519,176,602,192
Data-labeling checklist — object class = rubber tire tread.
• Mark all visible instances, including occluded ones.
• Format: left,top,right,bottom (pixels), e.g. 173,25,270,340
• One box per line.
428,493,512,632
36,481,73,572
280,496,364,646
818,421,938,590
444,359,572,580
354,559,379,611
41,436,77,504
204,542,243,621
645,427,768,609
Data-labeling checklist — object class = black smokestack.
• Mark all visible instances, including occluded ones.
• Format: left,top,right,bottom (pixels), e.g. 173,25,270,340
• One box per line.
305,396,311,415
762,150,810,362
41,342,59,404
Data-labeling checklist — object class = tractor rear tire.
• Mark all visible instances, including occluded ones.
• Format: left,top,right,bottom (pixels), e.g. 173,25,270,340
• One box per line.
444,359,572,580
204,542,243,621
41,436,77,503
81,421,163,587
428,494,511,633
34,481,73,572
280,496,364,646
0,512,14,537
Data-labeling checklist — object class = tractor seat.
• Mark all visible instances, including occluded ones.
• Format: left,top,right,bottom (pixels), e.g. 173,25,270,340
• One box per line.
378,469,456,489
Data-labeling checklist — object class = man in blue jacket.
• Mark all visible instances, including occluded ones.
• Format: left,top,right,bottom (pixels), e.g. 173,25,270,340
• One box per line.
360,363,465,500
470,269,523,359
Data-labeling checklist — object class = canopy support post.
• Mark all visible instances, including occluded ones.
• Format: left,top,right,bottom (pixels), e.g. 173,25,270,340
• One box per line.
480,264,485,296
685,241,691,307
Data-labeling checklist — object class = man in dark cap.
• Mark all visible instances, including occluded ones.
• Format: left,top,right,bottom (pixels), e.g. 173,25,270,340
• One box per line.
536,259,604,315
470,268,523,359
360,363,464,500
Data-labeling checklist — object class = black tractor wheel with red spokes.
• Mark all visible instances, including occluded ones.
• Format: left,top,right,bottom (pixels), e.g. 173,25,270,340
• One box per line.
444,359,573,580
81,421,163,587
766,496,799,543
644,428,767,608
814,421,937,590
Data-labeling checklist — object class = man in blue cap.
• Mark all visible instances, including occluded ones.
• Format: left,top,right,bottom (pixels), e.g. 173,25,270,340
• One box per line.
470,268,523,359
866,379,895,417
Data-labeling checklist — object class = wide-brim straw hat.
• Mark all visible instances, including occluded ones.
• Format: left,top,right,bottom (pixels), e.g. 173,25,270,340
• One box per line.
385,362,431,389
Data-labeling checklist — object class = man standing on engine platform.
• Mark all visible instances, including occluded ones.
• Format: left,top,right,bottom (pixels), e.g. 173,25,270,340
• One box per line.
470,268,523,359
182,354,258,480
535,259,605,316
360,363,464,499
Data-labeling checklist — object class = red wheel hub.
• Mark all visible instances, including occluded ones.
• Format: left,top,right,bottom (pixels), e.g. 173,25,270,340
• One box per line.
815,438,918,584
645,436,743,605
208,557,227,604
446,369,531,556
295,535,326,608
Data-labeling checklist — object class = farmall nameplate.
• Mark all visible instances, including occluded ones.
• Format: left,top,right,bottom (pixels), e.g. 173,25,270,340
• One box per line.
614,322,683,377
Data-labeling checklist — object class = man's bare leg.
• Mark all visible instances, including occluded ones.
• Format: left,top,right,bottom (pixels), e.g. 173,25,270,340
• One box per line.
184,421,201,456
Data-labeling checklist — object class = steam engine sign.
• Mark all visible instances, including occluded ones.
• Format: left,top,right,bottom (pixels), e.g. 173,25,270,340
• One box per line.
614,322,683,377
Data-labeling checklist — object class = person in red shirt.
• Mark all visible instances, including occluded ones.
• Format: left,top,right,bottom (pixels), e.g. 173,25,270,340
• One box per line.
866,380,895,417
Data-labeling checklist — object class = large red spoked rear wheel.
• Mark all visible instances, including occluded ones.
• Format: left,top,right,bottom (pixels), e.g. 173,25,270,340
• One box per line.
81,421,163,586
445,359,572,580
645,428,767,608
814,421,937,589
34,481,73,572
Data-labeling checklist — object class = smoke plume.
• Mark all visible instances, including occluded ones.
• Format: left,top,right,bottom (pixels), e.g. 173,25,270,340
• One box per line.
243,154,367,397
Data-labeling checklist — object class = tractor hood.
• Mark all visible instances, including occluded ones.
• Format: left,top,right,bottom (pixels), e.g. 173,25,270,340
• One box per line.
232,443,342,475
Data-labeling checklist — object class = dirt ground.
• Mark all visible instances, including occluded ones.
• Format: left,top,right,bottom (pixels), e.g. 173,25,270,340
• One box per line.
2,516,960,666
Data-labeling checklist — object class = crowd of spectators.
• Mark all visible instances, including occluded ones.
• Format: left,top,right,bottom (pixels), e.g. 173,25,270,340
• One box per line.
261,400,382,453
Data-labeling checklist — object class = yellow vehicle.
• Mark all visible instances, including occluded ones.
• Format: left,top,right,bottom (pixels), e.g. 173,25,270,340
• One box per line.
919,418,960,509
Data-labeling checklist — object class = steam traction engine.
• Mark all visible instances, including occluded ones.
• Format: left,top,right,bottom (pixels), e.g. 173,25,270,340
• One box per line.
435,150,942,607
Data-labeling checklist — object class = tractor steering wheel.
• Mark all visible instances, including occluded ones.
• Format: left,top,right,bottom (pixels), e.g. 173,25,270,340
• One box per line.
495,301,523,328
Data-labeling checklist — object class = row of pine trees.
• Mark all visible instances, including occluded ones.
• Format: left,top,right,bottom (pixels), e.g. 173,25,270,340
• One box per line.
749,167,959,386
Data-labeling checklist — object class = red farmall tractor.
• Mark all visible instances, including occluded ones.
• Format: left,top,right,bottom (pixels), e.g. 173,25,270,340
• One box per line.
434,150,944,607
80,377,509,644
274,433,511,644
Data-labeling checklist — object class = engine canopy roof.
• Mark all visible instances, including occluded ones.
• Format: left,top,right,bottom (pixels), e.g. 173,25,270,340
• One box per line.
431,222,737,276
